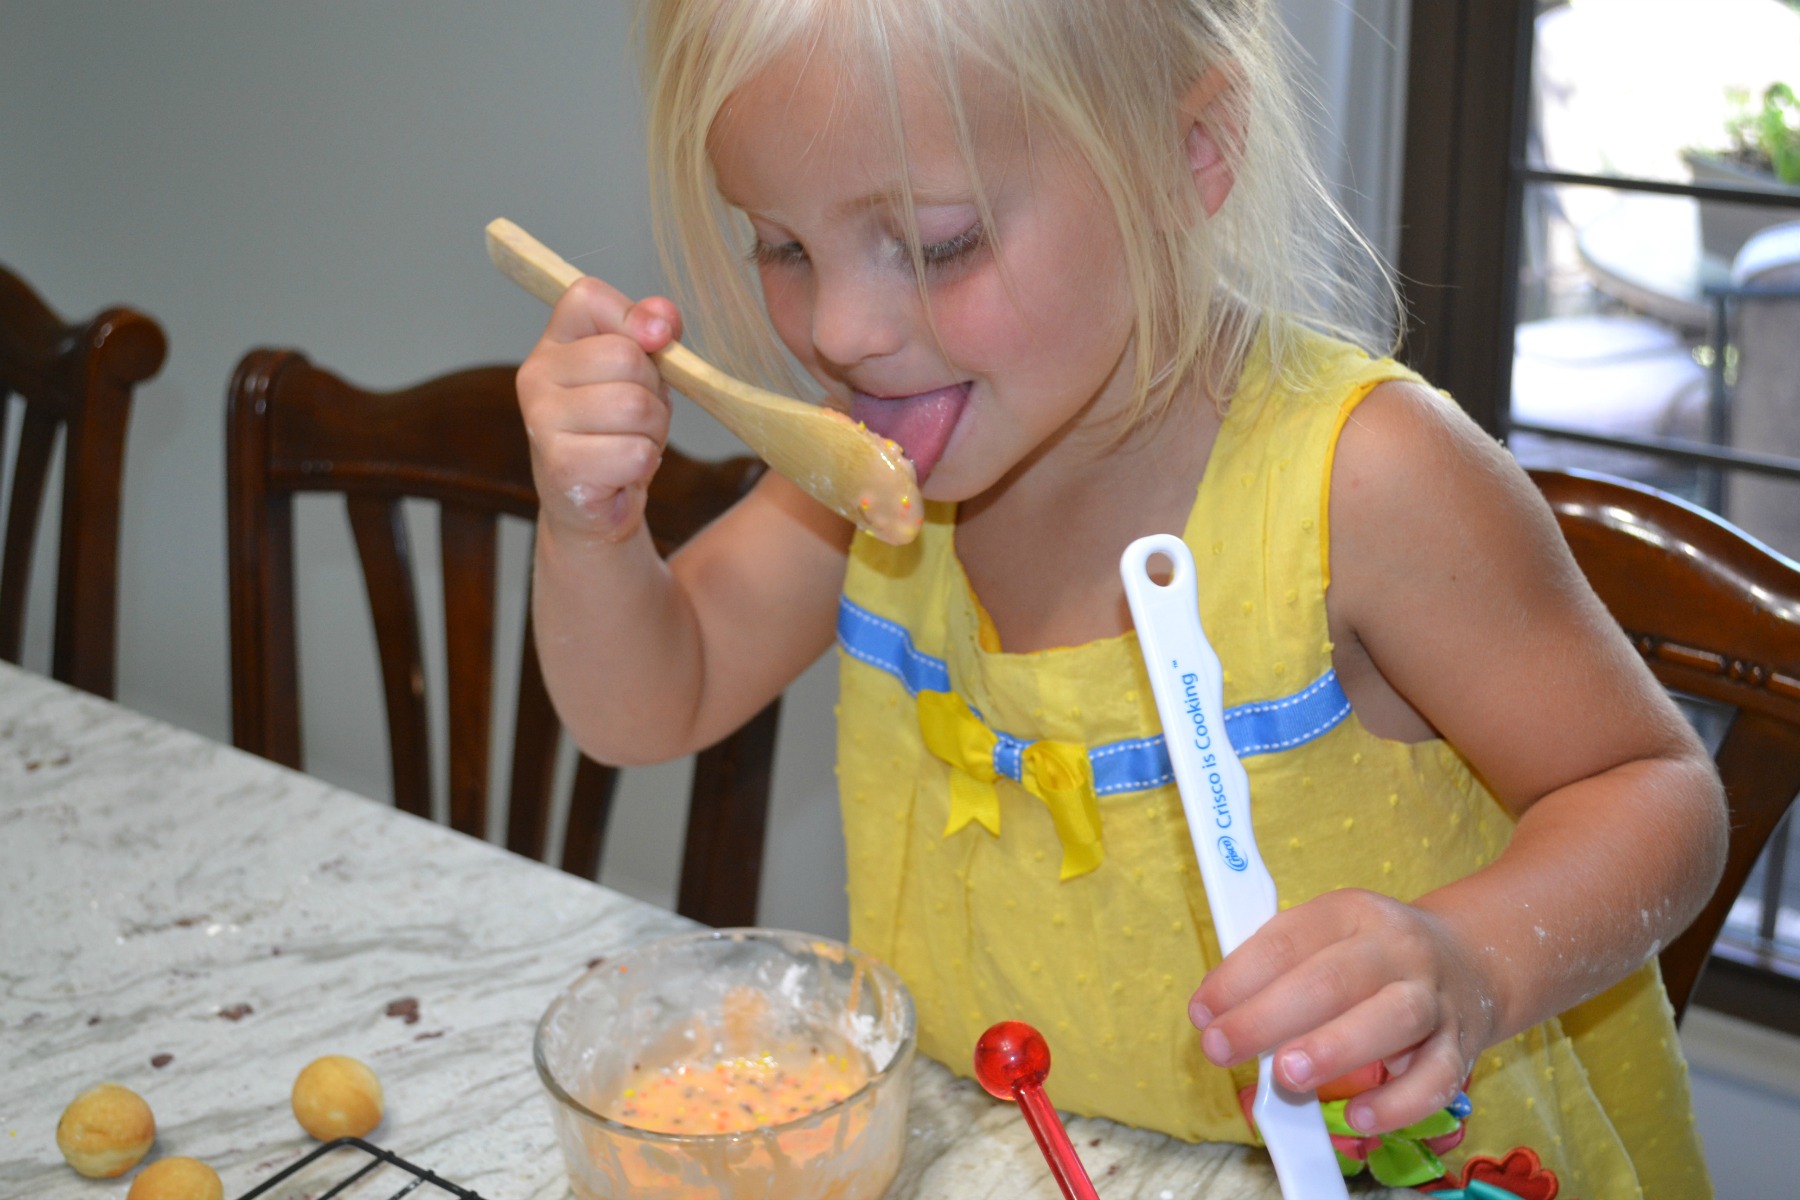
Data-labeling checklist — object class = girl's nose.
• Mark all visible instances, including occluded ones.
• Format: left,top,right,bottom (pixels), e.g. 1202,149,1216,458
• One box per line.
808,266,908,370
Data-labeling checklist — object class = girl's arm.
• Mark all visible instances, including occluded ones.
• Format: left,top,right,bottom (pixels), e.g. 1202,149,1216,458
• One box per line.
1189,381,1727,1134
520,278,851,766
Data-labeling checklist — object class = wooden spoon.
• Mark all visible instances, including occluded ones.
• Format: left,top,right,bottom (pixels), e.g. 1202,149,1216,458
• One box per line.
485,218,922,545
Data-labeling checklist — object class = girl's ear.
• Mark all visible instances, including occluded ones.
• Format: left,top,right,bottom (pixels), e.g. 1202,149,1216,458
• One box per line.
1181,67,1240,218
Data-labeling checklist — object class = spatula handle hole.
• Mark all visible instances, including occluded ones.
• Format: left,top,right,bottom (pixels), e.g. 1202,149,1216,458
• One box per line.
1121,533,1192,593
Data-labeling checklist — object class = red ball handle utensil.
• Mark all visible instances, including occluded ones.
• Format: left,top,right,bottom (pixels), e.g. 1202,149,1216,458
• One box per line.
973,1021,1101,1200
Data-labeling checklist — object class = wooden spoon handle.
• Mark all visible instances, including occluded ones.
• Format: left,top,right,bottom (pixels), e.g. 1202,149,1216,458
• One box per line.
485,217,581,304
483,218,769,418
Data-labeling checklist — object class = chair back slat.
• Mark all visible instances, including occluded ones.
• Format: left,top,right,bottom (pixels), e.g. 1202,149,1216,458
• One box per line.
439,503,499,837
0,265,164,698
254,496,305,769
0,409,56,661
56,344,137,696
505,610,561,861
562,755,622,879
345,494,433,820
226,351,302,766
0,392,11,651
681,699,783,928
227,347,775,924
1533,468,1800,1022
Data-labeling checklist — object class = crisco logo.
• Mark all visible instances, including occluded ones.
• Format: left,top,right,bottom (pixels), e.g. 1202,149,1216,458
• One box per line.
1217,835,1248,872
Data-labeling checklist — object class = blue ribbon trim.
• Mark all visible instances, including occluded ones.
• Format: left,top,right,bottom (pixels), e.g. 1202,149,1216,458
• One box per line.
838,596,1350,796
837,599,951,695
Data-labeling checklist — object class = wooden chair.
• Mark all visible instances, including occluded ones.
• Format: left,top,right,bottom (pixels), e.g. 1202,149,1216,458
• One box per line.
1532,467,1800,1022
226,348,777,926
0,264,166,699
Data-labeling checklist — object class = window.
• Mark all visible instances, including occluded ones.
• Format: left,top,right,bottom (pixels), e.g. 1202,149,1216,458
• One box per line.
1398,0,1800,1032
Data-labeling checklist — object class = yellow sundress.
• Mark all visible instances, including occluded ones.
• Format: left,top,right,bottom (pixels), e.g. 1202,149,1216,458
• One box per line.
834,328,1712,1198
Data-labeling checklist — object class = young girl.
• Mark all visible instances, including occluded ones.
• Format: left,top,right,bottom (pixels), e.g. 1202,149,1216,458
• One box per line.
516,2,1726,1195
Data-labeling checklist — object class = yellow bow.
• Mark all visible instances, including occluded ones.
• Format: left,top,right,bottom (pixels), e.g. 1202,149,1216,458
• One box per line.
916,690,1104,880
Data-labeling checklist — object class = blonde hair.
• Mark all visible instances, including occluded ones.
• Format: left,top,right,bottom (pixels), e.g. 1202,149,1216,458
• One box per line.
639,0,1400,425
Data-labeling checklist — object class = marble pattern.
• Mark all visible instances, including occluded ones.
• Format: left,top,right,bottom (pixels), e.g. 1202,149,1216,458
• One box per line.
0,664,1408,1198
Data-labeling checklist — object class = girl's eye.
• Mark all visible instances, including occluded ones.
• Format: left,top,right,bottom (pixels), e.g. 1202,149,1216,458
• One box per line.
747,224,986,272
915,222,986,270
748,239,807,268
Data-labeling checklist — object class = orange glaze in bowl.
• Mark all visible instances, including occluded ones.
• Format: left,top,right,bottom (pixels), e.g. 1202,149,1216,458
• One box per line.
606,1043,871,1136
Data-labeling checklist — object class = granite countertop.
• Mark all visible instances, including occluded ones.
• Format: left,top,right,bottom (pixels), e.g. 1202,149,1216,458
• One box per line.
0,663,1403,1198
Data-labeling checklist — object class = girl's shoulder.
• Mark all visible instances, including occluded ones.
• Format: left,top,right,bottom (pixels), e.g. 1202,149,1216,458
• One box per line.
1323,369,1569,641
1330,373,1512,504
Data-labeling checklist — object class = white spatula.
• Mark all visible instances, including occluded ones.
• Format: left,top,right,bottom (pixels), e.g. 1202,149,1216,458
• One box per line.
1121,533,1349,1200
485,218,922,545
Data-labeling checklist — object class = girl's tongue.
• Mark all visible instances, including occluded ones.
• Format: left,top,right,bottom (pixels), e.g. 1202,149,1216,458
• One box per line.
850,383,969,484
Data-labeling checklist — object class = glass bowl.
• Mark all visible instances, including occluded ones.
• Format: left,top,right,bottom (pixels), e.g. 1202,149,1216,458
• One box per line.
534,927,916,1200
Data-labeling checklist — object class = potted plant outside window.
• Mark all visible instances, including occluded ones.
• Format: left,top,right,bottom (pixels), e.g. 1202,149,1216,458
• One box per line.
1683,82,1800,261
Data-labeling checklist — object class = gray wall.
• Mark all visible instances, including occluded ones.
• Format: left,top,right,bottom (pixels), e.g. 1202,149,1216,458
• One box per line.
1279,0,1411,266
1,2,1404,938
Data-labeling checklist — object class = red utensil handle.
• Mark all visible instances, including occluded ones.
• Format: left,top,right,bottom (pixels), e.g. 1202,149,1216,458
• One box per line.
1014,1081,1100,1200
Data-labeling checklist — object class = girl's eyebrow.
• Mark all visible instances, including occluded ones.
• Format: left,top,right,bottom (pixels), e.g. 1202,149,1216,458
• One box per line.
722,186,976,225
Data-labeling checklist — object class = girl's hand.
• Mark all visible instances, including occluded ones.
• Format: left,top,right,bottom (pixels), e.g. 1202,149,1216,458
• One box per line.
1189,887,1499,1136
515,277,683,543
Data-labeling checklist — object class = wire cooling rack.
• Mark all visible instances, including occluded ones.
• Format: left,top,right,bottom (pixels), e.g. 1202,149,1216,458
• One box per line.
234,1137,487,1199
